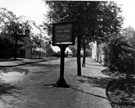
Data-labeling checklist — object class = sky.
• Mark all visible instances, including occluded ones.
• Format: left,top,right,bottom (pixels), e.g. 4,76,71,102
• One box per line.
0,0,135,30
116,0,135,29
0,0,47,25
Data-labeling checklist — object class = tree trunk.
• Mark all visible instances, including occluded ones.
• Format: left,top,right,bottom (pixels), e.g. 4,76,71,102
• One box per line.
14,37,18,60
39,51,41,59
82,46,86,67
77,36,81,76
30,47,32,59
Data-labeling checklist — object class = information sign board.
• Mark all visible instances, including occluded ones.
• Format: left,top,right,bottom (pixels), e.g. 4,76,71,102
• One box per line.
52,21,75,45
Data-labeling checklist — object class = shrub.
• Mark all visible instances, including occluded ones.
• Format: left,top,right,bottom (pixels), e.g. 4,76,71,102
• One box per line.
0,36,14,59
103,35,135,75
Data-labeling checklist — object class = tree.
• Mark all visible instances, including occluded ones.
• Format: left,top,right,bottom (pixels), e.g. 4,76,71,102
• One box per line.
0,8,32,60
44,1,123,76
81,35,91,67
0,33,14,59
6,20,31,60
43,37,53,57
31,34,45,58
122,26,135,48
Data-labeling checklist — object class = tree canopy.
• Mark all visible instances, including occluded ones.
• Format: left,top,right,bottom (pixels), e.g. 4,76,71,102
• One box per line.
44,1,123,40
44,1,124,75
122,26,135,48
0,8,33,59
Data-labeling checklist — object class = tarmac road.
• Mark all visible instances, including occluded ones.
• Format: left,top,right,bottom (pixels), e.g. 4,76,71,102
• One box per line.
0,57,112,108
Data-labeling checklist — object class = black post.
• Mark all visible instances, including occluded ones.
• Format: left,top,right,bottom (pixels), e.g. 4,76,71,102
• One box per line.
60,46,65,78
53,45,69,88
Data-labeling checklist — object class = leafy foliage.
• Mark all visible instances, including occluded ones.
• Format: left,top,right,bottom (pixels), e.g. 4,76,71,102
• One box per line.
44,1,123,40
68,45,77,57
44,1,123,75
0,8,32,59
0,34,14,59
103,33,135,75
31,33,46,58
122,26,135,48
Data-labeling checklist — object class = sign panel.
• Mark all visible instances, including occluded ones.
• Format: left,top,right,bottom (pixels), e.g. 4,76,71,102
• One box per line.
52,21,75,45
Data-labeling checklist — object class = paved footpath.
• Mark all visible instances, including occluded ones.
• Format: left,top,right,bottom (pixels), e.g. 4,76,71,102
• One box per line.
0,57,112,108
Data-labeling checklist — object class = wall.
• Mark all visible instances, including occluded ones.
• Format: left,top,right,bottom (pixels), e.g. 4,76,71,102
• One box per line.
91,41,105,65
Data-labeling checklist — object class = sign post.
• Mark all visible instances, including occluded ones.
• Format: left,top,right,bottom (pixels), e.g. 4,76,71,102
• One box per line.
52,21,75,87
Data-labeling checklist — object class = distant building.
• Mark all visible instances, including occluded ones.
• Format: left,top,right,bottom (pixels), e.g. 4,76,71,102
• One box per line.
91,41,105,65
91,41,97,60
17,36,33,58
51,45,73,56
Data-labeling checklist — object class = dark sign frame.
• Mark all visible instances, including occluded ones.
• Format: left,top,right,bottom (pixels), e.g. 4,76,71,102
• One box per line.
52,21,75,46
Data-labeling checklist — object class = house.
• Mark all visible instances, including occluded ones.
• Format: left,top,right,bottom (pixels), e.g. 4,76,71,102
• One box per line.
18,36,33,58
32,47,46,58
91,41,105,65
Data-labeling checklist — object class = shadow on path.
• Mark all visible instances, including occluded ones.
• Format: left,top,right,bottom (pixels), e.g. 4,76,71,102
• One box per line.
0,57,58,68
78,75,112,89
43,83,55,87
42,83,108,100
0,82,21,101
30,63,60,68
70,85,108,100
0,58,24,62
0,83,19,95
